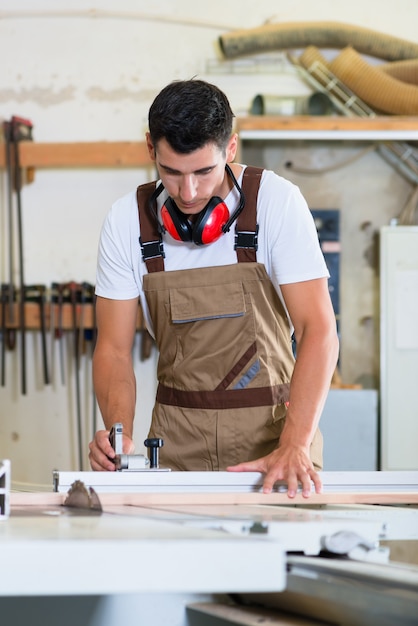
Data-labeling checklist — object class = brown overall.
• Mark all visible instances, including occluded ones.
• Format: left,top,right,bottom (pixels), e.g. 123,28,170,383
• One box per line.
137,167,323,470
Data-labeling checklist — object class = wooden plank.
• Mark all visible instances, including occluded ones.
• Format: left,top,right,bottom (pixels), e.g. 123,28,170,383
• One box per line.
10,490,418,507
0,141,152,169
93,491,418,506
236,115,418,132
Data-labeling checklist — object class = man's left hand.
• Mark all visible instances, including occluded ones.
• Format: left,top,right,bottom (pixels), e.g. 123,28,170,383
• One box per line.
226,444,322,498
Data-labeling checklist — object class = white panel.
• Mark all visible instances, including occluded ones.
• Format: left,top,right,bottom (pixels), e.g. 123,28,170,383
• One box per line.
0,511,286,596
320,390,378,470
395,270,418,349
380,226,418,470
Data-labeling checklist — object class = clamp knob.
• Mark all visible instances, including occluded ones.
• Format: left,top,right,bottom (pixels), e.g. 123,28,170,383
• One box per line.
144,438,164,469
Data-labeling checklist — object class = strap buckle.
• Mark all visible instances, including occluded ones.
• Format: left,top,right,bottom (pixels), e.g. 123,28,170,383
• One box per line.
139,238,165,261
234,225,259,251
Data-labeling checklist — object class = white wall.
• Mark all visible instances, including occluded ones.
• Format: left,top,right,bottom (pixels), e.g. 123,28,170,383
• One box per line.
1,0,417,485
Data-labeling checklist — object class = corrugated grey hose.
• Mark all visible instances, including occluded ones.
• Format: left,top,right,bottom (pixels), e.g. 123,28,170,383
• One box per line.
219,21,418,62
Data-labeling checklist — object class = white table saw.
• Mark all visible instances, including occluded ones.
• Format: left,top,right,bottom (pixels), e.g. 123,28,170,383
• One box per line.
1,462,417,626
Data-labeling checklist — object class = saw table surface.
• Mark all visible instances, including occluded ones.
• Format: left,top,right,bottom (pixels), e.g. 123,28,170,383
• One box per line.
2,502,287,597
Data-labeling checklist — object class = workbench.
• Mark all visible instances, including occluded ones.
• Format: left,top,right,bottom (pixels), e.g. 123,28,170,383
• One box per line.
1,465,418,626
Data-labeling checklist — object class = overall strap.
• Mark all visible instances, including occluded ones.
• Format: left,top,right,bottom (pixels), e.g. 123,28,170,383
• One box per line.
137,182,165,273
235,166,263,263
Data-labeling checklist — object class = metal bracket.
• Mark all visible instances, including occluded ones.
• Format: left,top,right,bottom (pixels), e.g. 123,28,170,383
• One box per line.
0,459,11,519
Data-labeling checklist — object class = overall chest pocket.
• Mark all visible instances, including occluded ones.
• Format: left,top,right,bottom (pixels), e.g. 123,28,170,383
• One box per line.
166,282,259,388
170,282,246,323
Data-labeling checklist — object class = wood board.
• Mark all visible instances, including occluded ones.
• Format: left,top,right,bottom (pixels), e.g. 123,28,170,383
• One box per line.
10,489,418,507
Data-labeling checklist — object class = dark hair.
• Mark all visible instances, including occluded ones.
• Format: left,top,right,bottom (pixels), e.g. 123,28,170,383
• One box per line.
148,79,234,154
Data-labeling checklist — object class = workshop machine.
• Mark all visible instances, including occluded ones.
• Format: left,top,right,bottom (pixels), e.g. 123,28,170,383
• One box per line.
1,426,418,626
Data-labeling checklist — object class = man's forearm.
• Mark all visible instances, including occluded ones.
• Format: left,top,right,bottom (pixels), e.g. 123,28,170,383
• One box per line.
93,351,136,439
282,326,339,448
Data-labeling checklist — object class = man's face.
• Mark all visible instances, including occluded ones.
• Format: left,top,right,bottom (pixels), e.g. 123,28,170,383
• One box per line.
146,135,237,216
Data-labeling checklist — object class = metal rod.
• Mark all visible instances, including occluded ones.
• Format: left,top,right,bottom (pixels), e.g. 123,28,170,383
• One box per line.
3,123,16,351
12,124,27,394
38,285,49,385
69,282,83,470
0,285,6,386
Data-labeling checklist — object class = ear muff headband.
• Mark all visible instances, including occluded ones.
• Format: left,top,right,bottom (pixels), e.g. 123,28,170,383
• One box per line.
148,164,245,246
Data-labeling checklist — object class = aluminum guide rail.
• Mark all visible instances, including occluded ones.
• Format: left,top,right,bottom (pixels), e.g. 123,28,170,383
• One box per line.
53,469,418,494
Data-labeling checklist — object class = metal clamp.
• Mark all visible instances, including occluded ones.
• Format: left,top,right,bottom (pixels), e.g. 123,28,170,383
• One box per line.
109,423,170,472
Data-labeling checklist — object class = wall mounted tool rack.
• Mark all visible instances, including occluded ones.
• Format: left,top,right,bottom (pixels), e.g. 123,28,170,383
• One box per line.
0,291,143,331
0,140,153,332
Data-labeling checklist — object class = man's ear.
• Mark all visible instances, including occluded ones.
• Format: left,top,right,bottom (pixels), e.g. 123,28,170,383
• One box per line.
226,133,238,162
146,132,156,161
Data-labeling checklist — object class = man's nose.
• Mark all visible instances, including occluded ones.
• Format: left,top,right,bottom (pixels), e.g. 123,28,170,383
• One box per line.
179,175,198,201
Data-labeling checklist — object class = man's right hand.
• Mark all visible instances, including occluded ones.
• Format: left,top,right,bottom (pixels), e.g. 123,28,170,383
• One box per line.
88,429,135,471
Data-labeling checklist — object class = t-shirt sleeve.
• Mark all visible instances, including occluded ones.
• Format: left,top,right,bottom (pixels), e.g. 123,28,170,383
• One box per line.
259,171,329,285
95,198,140,300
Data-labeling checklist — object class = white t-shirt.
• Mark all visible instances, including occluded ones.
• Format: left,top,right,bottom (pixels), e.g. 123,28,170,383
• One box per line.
95,167,329,335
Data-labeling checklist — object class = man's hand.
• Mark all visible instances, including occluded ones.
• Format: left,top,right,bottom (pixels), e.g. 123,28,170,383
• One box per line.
227,443,322,498
88,429,135,471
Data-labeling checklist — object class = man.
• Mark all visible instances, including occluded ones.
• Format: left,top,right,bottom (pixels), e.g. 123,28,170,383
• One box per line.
89,79,339,498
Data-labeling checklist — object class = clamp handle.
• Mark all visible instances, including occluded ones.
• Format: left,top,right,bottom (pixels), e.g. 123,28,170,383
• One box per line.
109,423,123,455
144,438,164,469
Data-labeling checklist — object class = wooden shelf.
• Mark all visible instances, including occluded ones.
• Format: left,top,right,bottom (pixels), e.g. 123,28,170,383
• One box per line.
236,115,418,141
3,118,417,174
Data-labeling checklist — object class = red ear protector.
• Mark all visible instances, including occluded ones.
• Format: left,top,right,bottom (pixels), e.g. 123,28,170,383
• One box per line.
148,164,245,246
